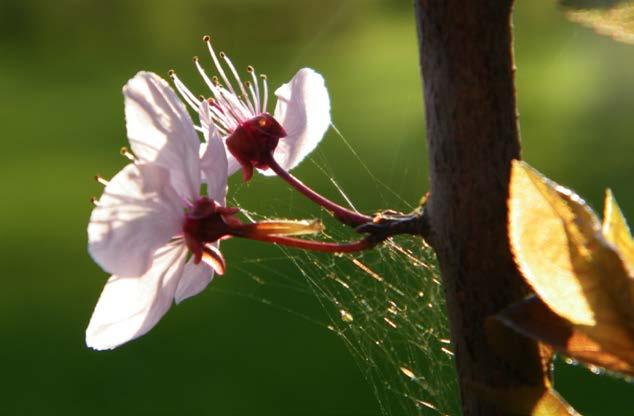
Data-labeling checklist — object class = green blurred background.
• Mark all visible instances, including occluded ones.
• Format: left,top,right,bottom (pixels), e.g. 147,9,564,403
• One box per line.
1,0,632,414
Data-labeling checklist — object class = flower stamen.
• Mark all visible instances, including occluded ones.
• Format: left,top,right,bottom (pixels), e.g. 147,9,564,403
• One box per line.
217,87,249,124
194,57,220,97
245,80,260,115
119,146,136,161
94,175,109,186
221,52,255,114
194,59,239,130
260,74,269,115
247,65,261,112
169,69,201,112
204,37,238,99
203,100,232,134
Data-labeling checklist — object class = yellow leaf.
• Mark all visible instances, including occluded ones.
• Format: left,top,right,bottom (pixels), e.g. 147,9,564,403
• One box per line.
472,379,580,415
603,189,634,276
495,296,634,377
509,160,624,326
560,1,634,45
507,161,634,376
531,389,580,416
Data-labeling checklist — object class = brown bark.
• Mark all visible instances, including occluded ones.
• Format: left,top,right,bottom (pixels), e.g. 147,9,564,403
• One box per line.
414,1,550,415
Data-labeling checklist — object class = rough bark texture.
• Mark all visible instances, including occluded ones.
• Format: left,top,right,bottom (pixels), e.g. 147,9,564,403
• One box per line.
414,1,550,415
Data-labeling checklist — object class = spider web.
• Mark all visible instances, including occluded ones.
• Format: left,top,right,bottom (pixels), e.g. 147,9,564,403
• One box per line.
217,125,460,416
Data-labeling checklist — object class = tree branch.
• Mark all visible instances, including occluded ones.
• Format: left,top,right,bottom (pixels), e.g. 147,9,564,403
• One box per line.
414,1,550,414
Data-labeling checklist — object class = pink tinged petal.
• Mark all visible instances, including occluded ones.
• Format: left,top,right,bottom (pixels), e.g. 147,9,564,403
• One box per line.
86,243,188,350
124,71,201,201
88,163,183,277
174,255,215,304
198,98,212,134
199,103,230,203
263,68,331,176
199,141,241,180
226,153,242,177
199,102,242,177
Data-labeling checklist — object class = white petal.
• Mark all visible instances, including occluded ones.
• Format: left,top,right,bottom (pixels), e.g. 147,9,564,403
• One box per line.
88,163,183,277
199,97,212,133
124,71,201,200
199,141,241,179
225,149,242,177
263,68,331,176
86,243,188,350
174,255,215,304
200,123,229,204
198,101,241,177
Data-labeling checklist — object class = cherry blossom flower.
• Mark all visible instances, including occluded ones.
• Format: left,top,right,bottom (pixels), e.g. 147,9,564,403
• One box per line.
86,72,344,350
169,37,372,227
86,72,231,350
170,36,331,182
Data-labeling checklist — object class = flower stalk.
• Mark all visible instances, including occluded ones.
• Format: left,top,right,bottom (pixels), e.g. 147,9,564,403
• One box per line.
267,156,372,227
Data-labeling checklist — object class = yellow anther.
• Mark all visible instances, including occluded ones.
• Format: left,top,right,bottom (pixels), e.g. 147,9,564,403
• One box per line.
120,146,135,161
95,175,109,186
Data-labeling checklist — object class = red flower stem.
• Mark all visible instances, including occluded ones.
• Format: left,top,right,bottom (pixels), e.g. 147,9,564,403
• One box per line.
267,157,372,227
241,233,375,253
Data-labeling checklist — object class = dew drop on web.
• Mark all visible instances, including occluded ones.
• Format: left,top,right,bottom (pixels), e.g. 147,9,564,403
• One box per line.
340,309,354,323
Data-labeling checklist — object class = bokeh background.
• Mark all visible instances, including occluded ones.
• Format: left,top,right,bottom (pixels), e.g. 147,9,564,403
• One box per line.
1,0,633,414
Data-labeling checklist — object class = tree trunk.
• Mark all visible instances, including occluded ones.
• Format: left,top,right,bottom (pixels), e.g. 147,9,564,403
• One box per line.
414,1,550,415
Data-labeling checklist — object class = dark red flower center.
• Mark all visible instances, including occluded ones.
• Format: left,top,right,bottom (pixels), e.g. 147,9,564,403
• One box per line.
226,113,286,181
183,198,239,273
